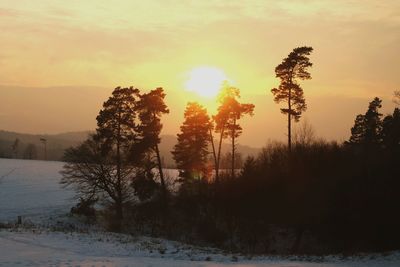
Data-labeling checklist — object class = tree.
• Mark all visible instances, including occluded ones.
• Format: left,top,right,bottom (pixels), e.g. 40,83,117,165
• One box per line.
172,102,212,183
213,84,254,178
61,86,140,230
363,97,383,144
11,138,19,158
271,46,313,151
382,108,400,149
220,151,243,169
23,143,37,159
293,119,316,146
61,137,136,229
40,138,47,160
348,97,383,146
136,87,169,200
95,86,140,224
348,114,366,145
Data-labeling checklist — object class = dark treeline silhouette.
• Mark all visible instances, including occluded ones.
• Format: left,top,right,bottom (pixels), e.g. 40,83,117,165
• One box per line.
60,47,400,254
165,97,399,254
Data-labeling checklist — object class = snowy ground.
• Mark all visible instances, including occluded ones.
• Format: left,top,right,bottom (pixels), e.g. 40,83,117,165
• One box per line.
1,158,400,267
0,159,74,223
1,229,400,267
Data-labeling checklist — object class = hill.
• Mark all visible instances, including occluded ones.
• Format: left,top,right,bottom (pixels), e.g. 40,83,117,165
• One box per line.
0,130,261,166
0,130,92,161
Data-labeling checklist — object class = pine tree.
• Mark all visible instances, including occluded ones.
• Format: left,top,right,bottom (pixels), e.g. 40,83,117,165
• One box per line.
172,102,212,183
382,108,400,149
95,86,140,224
349,114,366,144
364,97,383,145
348,97,383,146
136,87,169,200
62,87,140,230
271,46,313,151
213,84,254,179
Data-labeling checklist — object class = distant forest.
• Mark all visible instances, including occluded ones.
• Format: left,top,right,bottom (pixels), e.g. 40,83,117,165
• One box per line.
0,130,259,168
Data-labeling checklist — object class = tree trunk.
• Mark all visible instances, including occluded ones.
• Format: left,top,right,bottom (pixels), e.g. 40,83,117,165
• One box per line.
209,128,218,183
231,118,236,178
288,112,291,152
115,198,123,231
288,85,292,152
216,126,225,182
116,113,123,230
155,143,167,202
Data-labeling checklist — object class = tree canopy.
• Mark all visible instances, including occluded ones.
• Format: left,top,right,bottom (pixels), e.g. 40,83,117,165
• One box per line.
172,102,212,182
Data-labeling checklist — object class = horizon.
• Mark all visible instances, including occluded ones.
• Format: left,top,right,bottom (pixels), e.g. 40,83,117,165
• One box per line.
0,128,262,151
0,84,398,147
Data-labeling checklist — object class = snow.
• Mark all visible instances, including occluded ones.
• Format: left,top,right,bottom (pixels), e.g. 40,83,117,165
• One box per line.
1,229,400,267
0,159,75,222
1,158,400,266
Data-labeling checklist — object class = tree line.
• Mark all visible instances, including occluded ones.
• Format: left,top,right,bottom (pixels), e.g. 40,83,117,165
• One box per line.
60,46,400,253
0,138,39,160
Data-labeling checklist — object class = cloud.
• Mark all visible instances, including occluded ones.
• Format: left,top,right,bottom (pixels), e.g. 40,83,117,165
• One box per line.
0,0,399,91
0,8,19,17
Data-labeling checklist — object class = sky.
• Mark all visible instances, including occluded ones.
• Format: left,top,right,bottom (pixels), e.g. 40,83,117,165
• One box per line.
0,0,399,147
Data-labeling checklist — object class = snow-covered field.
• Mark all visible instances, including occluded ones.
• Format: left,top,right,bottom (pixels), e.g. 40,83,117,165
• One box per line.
0,159,74,222
1,158,399,267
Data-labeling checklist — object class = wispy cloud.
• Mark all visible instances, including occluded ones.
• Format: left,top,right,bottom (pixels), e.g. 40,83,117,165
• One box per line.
0,7,19,17
0,0,399,89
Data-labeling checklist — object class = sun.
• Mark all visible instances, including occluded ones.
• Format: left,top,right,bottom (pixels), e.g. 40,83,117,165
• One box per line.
185,67,228,97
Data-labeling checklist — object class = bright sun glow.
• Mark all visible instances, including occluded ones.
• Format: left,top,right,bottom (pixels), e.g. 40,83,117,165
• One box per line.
185,67,228,97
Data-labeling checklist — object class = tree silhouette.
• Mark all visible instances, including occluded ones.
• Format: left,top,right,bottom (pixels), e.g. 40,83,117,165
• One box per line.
293,119,316,146
62,87,140,230
23,143,37,159
349,114,366,145
172,102,212,183
214,84,254,178
348,97,383,146
95,86,140,225
61,136,136,230
382,108,400,150
364,97,383,144
271,46,313,151
136,87,169,200
11,138,19,158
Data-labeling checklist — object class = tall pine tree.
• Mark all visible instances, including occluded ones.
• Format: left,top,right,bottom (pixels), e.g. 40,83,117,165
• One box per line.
62,87,140,230
213,84,254,179
136,87,169,200
172,102,212,183
271,46,313,151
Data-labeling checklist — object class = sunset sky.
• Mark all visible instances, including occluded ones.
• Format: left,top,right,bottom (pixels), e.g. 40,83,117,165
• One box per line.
0,0,399,147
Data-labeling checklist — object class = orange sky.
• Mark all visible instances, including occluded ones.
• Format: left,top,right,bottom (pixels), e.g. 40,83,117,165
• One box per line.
0,1,399,147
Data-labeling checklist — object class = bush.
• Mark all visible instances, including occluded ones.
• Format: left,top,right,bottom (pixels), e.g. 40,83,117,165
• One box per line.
71,197,97,221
